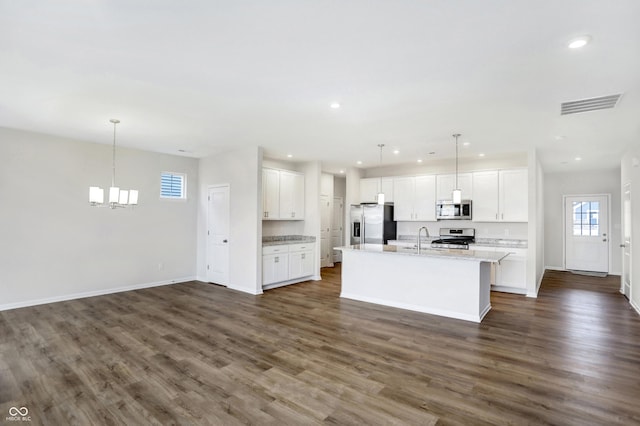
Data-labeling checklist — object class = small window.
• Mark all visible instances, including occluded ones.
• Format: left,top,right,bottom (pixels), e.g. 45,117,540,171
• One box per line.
160,172,186,199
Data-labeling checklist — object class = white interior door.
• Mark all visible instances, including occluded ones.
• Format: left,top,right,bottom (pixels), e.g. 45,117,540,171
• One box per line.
622,184,632,298
565,195,609,273
207,185,230,285
332,197,344,262
320,195,332,267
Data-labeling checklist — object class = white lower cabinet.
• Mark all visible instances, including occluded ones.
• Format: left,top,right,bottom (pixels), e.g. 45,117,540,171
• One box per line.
262,246,289,286
471,245,527,294
289,243,314,279
263,243,315,288
495,248,527,291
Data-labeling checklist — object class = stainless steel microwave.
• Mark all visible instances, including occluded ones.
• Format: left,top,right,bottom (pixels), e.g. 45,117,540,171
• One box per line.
436,200,472,220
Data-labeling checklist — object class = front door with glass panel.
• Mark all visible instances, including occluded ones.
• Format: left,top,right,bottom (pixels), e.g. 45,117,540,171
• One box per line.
565,195,609,273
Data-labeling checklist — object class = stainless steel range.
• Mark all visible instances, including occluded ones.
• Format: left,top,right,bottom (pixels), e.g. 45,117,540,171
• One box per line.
431,228,475,250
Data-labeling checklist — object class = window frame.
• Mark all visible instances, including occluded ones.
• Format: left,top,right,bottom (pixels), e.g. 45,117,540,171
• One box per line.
160,171,187,200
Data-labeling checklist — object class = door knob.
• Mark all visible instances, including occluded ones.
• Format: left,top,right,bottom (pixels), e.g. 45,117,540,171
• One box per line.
602,238,607,242
223,239,228,243
620,244,626,248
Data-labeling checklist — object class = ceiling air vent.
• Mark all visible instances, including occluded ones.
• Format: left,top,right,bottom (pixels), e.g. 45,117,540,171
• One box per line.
561,94,622,115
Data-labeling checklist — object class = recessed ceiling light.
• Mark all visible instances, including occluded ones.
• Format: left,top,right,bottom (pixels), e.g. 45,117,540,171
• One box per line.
339,170,345,174
479,153,485,157
330,102,341,109
356,160,362,165
287,154,293,158
393,150,400,155
417,159,423,163
554,135,566,141
575,156,582,161
463,142,470,147
568,36,591,49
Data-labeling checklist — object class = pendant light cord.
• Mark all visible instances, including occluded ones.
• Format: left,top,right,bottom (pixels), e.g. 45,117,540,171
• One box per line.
453,134,460,189
110,119,120,188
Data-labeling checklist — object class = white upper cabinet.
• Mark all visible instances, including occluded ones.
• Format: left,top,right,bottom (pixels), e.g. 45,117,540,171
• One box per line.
499,169,528,222
393,175,436,221
262,168,280,220
359,177,393,203
262,168,305,220
472,169,528,222
471,171,500,221
436,173,473,201
279,170,305,219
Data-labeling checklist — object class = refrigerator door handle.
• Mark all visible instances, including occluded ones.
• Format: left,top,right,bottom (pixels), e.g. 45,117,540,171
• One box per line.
361,214,365,245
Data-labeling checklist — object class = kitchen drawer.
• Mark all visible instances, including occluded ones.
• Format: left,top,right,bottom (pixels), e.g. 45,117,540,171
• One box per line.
288,243,313,253
263,245,290,255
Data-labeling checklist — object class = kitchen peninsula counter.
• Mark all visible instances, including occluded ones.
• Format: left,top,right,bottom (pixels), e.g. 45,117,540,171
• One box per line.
335,244,509,323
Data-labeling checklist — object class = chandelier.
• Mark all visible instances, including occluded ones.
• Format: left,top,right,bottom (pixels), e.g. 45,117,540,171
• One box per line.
89,119,139,208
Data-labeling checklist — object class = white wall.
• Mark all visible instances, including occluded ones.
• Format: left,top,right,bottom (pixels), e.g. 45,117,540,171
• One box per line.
300,162,322,279
524,150,543,297
543,168,622,274
197,146,262,294
334,176,346,199
0,127,198,310
621,150,640,314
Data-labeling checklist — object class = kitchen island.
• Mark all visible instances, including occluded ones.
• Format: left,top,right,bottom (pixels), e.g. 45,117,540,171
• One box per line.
335,244,509,323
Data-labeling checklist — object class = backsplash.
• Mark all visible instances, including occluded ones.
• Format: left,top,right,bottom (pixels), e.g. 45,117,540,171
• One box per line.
396,220,528,239
262,220,305,237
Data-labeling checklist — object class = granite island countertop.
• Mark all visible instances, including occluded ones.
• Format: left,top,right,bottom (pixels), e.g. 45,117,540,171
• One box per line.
336,244,509,263
263,235,316,246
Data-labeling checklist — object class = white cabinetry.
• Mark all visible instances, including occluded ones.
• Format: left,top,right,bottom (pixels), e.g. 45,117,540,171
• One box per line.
500,169,528,222
262,168,304,220
472,169,527,222
262,169,280,220
436,173,472,201
288,243,314,279
495,247,527,291
359,178,393,203
393,175,436,221
262,245,289,285
279,171,305,219
471,245,527,294
262,242,316,289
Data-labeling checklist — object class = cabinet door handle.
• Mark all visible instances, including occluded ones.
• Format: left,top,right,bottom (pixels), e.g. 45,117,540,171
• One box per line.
495,213,498,220
501,213,504,220
301,253,305,259
275,256,279,263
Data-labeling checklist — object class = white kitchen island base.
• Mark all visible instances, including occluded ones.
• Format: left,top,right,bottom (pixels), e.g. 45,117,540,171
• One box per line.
338,245,505,323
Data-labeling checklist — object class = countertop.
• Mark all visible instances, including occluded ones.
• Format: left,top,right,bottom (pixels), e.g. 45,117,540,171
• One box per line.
394,235,528,249
336,244,510,263
263,235,316,246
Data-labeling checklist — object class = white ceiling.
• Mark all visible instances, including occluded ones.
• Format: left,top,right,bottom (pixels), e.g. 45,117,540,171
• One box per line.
1,1,639,173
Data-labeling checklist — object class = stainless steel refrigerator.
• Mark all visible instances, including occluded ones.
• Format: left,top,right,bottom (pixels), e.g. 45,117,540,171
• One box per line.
350,203,397,245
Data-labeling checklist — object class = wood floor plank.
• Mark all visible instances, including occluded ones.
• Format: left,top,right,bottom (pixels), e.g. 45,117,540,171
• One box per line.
1,266,640,425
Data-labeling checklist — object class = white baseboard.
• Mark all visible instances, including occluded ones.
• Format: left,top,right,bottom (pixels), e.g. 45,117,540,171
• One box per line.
631,298,640,317
545,266,565,271
0,277,196,312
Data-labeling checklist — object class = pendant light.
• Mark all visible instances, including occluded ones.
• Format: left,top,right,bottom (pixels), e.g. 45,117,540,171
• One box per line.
376,144,385,205
89,119,139,209
452,133,462,204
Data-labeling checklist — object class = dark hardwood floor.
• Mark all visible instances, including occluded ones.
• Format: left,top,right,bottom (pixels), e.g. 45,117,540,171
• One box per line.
1,266,639,425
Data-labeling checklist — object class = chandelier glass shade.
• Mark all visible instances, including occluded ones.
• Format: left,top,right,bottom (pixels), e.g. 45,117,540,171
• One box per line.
89,119,138,208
